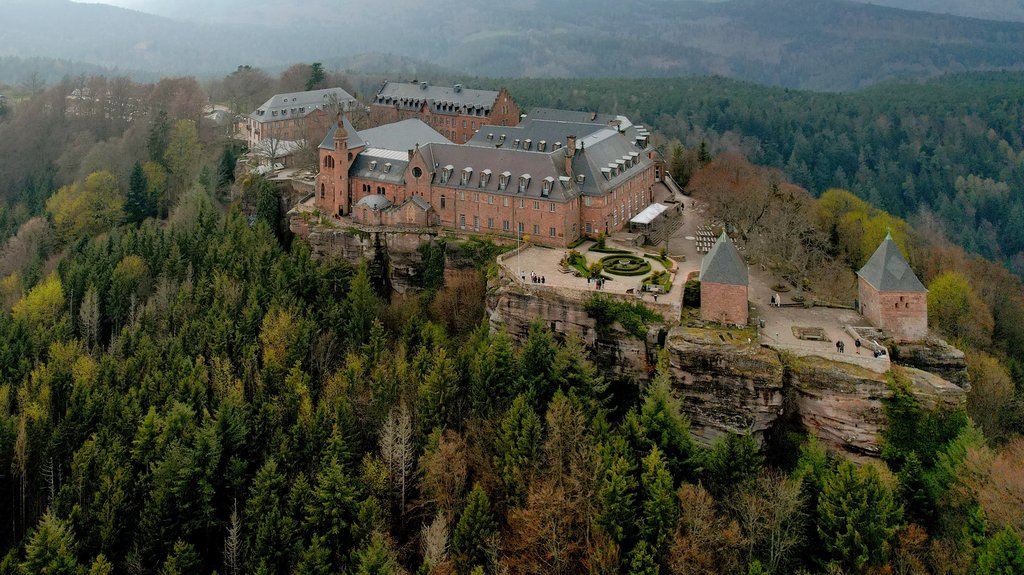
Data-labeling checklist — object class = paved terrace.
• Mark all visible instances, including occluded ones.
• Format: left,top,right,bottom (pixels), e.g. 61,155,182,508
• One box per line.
666,197,891,372
498,240,685,320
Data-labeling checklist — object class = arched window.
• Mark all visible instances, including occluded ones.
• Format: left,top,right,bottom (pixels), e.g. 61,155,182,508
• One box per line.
320,183,325,198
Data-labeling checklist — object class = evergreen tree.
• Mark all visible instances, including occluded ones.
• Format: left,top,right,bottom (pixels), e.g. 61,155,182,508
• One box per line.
158,540,200,575
352,531,403,575
126,161,152,224
518,322,557,407
218,146,237,189
148,110,171,167
306,63,327,91
638,446,676,550
245,458,295,572
346,261,380,349
551,332,608,408
975,526,1024,575
703,432,763,499
452,484,498,573
626,540,658,575
417,346,459,435
494,394,542,503
896,451,936,529
469,328,519,416
697,139,712,166
294,535,332,575
817,460,903,572
637,354,695,479
19,512,81,575
594,435,638,545
305,458,360,558
255,178,281,234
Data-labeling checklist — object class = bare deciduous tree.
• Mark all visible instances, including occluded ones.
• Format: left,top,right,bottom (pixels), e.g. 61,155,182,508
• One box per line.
380,403,416,513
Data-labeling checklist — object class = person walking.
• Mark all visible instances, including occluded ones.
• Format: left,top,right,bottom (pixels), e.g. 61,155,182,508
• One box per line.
836,340,842,353
855,339,862,354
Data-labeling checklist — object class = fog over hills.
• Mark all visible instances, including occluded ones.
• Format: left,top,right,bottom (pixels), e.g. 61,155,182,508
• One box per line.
3,0,1023,90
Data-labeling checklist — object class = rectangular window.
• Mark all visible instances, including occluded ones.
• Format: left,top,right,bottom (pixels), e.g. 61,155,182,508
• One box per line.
474,215,479,231
533,224,540,235
586,223,592,234
519,199,524,208
549,227,556,237
503,220,510,231
459,191,465,201
503,197,509,207
549,203,556,212
584,197,592,207
488,195,494,205
519,222,525,233
533,201,539,210
463,120,467,128
460,214,466,229
488,217,494,229
440,195,446,209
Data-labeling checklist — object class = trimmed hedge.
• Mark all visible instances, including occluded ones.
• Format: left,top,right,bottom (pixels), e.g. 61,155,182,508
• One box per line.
589,246,631,254
600,254,652,276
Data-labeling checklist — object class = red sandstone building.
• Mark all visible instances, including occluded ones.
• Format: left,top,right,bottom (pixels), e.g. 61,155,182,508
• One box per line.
370,81,520,144
316,108,664,247
699,232,749,325
857,233,928,341
245,87,357,148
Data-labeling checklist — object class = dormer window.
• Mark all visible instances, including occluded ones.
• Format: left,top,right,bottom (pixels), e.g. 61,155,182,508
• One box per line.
518,174,531,194
616,159,627,172
539,140,547,152
487,133,494,140
461,167,473,186
480,169,492,188
513,139,521,149
272,110,278,117
542,177,554,197
576,174,586,184
498,171,511,191
629,151,640,166
369,160,378,171
499,134,506,143
601,167,612,180
524,139,532,151
553,142,562,150
440,165,454,184
559,176,571,189
384,163,392,173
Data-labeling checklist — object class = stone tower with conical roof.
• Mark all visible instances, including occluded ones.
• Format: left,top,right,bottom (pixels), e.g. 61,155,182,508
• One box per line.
857,232,928,341
700,232,749,325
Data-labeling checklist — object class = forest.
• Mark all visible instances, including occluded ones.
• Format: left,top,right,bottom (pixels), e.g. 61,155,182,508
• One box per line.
0,68,1022,574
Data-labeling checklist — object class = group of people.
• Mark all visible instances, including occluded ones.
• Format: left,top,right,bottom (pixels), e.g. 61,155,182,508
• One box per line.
769,293,783,307
522,271,546,284
588,276,606,290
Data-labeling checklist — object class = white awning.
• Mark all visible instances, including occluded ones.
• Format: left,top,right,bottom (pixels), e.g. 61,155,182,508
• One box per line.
630,203,668,225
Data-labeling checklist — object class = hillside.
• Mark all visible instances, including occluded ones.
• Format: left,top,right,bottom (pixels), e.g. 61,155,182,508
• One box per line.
18,0,1024,90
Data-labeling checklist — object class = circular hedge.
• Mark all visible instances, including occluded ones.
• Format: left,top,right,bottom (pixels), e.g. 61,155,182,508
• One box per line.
599,254,651,276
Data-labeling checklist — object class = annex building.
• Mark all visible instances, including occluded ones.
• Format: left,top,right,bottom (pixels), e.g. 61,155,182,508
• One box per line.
857,233,928,341
370,81,521,144
315,101,665,247
245,87,357,148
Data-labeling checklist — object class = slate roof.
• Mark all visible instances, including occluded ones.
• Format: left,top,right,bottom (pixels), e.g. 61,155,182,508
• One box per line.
526,108,621,125
250,87,355,123
374,81,500,116
358,119,448,152
319,116,364,151
465,118,606,151
351,149,409,185
417,143,578,203
700,232,748,286
354,194,392,210
857,233,927,292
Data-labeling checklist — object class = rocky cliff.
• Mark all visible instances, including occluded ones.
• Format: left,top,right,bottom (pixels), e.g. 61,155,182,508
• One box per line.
487,280,968,457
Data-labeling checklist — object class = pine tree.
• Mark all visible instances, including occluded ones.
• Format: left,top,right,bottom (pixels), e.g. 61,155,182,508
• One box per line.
255,178,281,234
703,432,763,498
639,446,676,550
594,436,638,544
148,110,171,167
19,512,81,575
637,354,695,479
697,139,712,166
551,332,608,408
218,146,237,189
817,460,903,572
346,261,380,349
896,452,935,529
418,346,459,435
294,535,332,575
305,457,360,555
452,484,498,573
126,161,152,224
494,394,542,503
306,63,326,91
352,531,403,575
518,322,558,408
626,540,658,575
975,525,1024,575
158,540,200,575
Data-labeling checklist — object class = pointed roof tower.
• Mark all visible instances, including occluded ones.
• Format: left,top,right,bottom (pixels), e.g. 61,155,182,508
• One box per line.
700,232,747,286
857,233,927,292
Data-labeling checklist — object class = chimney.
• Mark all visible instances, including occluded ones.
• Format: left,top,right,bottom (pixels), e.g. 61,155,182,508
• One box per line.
408,149,414,161
420,81,428,90
454,84,462,93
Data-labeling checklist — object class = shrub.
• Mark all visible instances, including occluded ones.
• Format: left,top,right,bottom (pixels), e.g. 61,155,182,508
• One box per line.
683,279,701,308
585,294,664,339
600,255,652,276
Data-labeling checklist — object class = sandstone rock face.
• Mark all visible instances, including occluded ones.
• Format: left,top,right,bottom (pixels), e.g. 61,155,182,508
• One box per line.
888,338,969,390
487,277,656,379
666,328,784,446
486,279,968,457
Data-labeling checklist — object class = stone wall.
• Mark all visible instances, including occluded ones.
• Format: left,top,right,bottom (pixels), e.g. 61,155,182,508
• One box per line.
859,277,928,341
